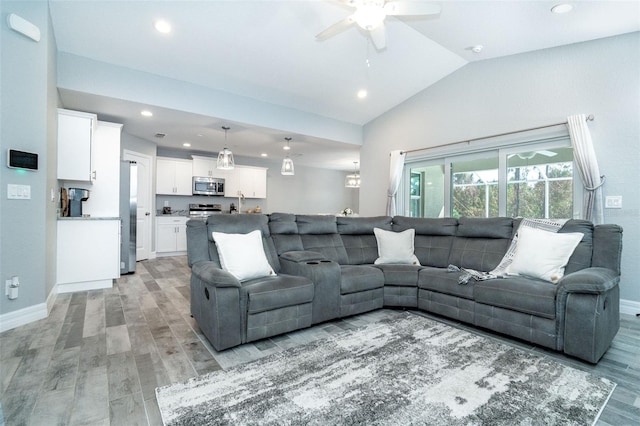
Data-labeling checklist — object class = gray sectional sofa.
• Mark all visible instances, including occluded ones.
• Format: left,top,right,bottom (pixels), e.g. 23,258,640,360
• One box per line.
186,213,623,363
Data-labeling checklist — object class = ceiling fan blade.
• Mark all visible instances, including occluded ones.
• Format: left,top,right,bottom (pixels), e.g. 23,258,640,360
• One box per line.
369,22,386,50
384,1,441,16
316,16,355,41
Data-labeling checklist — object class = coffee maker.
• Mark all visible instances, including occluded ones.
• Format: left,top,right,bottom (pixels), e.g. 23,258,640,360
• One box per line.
67,188,90,217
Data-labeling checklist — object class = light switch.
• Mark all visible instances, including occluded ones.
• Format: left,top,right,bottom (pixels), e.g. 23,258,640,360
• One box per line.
605,196,622,209
7,184,31,199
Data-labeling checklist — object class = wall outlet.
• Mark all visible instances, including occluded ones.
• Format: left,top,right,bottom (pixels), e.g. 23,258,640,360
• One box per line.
605,196,622,209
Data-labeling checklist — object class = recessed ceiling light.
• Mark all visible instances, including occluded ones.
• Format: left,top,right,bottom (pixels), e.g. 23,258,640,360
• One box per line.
141,110,153,117
261,153,268,157
196,133,204,137
551,4,573,14
283,145,291,151
471,45,484,53
183,143,191,147
357,89,368,99
154,20,172,34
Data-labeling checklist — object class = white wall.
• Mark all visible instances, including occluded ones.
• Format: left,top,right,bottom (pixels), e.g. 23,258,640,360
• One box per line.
361,33,640,305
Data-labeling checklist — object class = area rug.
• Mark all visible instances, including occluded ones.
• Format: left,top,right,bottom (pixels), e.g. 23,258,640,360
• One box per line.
156,312,615,425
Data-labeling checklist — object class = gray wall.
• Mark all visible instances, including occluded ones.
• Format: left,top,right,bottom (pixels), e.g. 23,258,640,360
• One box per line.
1,1,57,315
361,33,640,304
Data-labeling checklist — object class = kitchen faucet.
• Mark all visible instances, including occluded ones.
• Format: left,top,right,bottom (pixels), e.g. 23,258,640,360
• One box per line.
238,191,245,213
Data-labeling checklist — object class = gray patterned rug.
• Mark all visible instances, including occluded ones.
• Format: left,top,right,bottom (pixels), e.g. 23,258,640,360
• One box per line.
156,312,615,425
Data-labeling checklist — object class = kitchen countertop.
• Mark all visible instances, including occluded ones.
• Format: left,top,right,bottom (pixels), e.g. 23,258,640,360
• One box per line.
58,216,120,221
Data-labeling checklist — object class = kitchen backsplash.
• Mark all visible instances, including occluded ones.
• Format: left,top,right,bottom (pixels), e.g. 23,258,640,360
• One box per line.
156,194,266,215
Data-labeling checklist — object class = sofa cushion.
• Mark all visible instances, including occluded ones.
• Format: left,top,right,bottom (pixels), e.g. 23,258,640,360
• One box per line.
243,275,314,314
340,265,384,294
393,216,458,236
212,230,276,282
474,277,557,320
341,234,379,265
560,220,594,275
375,264,421,286
297,215,338,234
418,267,475,300
456,217,514,239
269,212,298,234
447,237,511,272
300,234,349,264
337,216,392,234
373,228,420,265
506,227,584,283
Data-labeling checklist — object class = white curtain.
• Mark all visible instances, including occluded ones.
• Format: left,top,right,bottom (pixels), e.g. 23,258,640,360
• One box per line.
386,150,406,216
567,114,605,224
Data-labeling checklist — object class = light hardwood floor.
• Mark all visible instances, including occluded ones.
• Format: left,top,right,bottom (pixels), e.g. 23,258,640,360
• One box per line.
1,256,638,425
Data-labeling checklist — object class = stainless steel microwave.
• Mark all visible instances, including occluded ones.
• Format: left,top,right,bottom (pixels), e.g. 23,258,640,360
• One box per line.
193,176,225,196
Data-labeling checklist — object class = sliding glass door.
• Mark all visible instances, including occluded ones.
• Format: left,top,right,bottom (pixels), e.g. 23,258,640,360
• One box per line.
402,140,578,219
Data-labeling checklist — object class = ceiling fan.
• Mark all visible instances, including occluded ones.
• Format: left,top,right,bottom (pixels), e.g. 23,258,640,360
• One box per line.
509,150,558,160
316,0,441,50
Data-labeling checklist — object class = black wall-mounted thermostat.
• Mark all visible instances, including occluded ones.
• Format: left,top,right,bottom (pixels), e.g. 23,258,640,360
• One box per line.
7,149,38,171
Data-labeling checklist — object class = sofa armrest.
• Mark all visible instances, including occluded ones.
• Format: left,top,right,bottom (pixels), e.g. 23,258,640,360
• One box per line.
556,267,620,363
557,267,619,294
191,261,241,288
280,250,326,263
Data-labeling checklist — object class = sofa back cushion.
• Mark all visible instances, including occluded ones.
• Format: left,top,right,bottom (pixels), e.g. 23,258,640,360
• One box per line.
559,219,594,274
338,216,392,265
269,213,303,255
293,215,347,263
448,217,514,271
393,216,458,268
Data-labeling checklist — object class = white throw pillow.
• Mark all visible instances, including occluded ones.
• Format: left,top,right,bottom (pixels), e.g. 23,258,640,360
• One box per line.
373,228,421,265
506,226,583,283
212,230,276,282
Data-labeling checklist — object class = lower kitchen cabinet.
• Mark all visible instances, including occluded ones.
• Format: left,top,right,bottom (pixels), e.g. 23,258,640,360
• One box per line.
56,219,120,292
156,216,188,256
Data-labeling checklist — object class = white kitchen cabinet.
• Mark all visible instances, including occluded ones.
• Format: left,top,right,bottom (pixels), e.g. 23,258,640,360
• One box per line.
224,165,267,199
56,219,120,292
192,155,227,179
57,109,97,181
156,216,188,256
156,157,193,195
80,121,122,217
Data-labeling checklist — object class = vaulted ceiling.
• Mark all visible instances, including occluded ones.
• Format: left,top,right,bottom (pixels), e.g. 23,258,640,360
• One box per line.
49,1,640,169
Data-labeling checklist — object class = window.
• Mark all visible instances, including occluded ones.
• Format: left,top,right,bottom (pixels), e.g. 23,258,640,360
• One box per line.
402,137,579,219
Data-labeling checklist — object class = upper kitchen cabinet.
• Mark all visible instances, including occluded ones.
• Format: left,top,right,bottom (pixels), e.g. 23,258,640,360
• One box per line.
192,155,227,179
80,121,122,217
156,157,193,195
225,165,267,199
57,108,97,181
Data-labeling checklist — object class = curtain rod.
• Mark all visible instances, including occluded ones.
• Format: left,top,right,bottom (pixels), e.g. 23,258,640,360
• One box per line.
402,114,594,155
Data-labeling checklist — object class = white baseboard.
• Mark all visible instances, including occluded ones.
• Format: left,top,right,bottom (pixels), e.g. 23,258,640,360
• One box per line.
56,279,113,294
620,298,640,316
0,303,48,333
46,284,59,314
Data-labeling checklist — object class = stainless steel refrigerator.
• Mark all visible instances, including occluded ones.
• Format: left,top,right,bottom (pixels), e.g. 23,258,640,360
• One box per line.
120,161,137,274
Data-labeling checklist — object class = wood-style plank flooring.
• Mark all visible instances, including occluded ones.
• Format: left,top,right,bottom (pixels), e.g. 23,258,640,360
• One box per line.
0,256,638,425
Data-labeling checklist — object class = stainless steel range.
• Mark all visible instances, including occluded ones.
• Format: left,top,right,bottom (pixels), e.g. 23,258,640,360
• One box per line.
189,203,222,218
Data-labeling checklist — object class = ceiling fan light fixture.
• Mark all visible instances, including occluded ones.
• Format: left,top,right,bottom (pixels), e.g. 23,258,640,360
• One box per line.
217,126,235,170
551,3,573,14
354,4,386,30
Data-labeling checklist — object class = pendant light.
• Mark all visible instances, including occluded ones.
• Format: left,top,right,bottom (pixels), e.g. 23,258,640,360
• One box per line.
345,161,360,188
217,126,235,170
281,137,295,175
